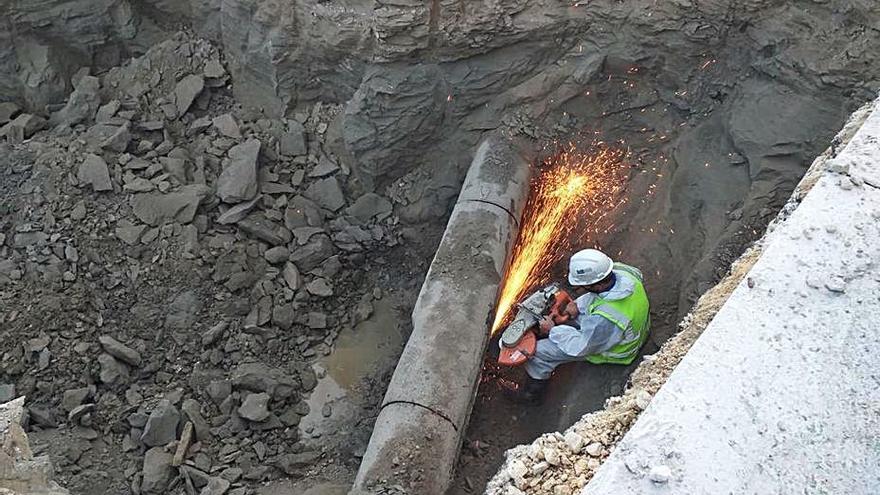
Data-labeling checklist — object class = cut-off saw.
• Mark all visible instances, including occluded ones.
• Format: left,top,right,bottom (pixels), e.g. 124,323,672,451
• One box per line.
497,284,573,366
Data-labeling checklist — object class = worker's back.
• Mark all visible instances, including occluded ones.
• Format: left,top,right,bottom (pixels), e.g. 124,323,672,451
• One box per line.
584,262,649,365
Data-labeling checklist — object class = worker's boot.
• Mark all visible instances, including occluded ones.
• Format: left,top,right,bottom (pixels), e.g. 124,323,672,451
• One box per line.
502,376,548,405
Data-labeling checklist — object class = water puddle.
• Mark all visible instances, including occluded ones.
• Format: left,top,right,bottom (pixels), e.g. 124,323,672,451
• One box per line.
299,298,404,447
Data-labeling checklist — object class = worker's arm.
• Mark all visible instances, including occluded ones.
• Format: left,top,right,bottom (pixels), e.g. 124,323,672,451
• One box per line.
547,315,621,358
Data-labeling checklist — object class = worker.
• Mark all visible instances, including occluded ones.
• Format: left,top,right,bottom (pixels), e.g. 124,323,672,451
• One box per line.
506,248,650,404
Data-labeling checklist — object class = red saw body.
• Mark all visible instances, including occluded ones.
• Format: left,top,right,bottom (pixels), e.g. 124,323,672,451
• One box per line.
498,284,572,366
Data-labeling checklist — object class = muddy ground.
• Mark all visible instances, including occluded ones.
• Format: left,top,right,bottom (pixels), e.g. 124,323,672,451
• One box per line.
1,1,879,495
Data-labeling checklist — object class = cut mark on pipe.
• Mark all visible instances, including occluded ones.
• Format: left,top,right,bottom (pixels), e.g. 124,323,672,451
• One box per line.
382,400,459,431
462,198,520,228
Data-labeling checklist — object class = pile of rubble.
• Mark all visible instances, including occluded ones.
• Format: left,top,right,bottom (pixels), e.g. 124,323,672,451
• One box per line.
0,33,404,494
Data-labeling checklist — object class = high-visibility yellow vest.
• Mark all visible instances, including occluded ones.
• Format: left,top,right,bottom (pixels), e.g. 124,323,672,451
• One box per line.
585,263,650,365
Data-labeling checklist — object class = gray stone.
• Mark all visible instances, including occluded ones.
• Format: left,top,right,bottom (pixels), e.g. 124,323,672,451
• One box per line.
13,232,48,248
306,278,333,297
238,393,271,422
99,335,142,366
231,363,298,400
98,353,130,385
289,235,335,272
141,399,180,447
199,477,231,495
0,102,19,125
279,121,306,156
116,220,147,245
142,447,174,494
281,262,302,291
0,383,15,402
165,290,203,331
216,197,260,225
203,58,226,79
285,196,324,228
77,154,113,192
346,193,393,222
68,403,95,424
212,113,241,138
202,322,228,347
276,451,320,474
261,181,295,194
237,214,287,245
175,75,205,117
307,312,327,329
95,100,120,123
300,368,317,392
100,122,131,152
61,387,91,412
1,114,46,142
123,176,155,193
130,184,210,226
181,399,212,441
263,246,289,264
309,156,340,178
28,406,56,428
71,201,87,220
303,177,345,211
207,380,232,405
292,226,324,245
159,157,188,183
271,304,296,330
217,139,261,203
49,75,100,127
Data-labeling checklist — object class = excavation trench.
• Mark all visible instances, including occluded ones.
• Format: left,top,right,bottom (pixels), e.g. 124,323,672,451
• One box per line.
449,63,872,492
2,1,877,494
351,32,876,491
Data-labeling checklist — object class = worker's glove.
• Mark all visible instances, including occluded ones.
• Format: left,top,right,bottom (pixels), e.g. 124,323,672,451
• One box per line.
538,316,554,334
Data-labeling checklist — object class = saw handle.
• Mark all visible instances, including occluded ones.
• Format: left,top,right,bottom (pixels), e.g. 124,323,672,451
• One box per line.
549,290,574,324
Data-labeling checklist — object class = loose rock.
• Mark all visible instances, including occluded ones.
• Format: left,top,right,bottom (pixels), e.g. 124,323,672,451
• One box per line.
142,447,174,494
130,185,210,226
175,75,205,116
141,399,180,447
306,278,333,297
303,177,345,211
238,393,271,422
212,113,241,138
99,335,142,367
217,139,261,203
77,154,113,192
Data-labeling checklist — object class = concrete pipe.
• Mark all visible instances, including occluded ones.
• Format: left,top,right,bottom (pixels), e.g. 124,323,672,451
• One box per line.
351,135,531,494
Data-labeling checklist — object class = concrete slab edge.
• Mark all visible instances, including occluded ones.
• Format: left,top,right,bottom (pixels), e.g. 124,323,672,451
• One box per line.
583,93,880,494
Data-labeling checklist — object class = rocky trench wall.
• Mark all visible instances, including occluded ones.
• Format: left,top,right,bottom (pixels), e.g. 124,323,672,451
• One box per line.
5,1,876,193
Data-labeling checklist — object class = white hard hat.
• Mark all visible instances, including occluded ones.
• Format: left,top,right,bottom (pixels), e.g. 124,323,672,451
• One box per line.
568,249,613,286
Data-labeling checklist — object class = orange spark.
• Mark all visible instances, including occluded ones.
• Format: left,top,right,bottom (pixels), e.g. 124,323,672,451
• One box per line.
490,145,629,334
